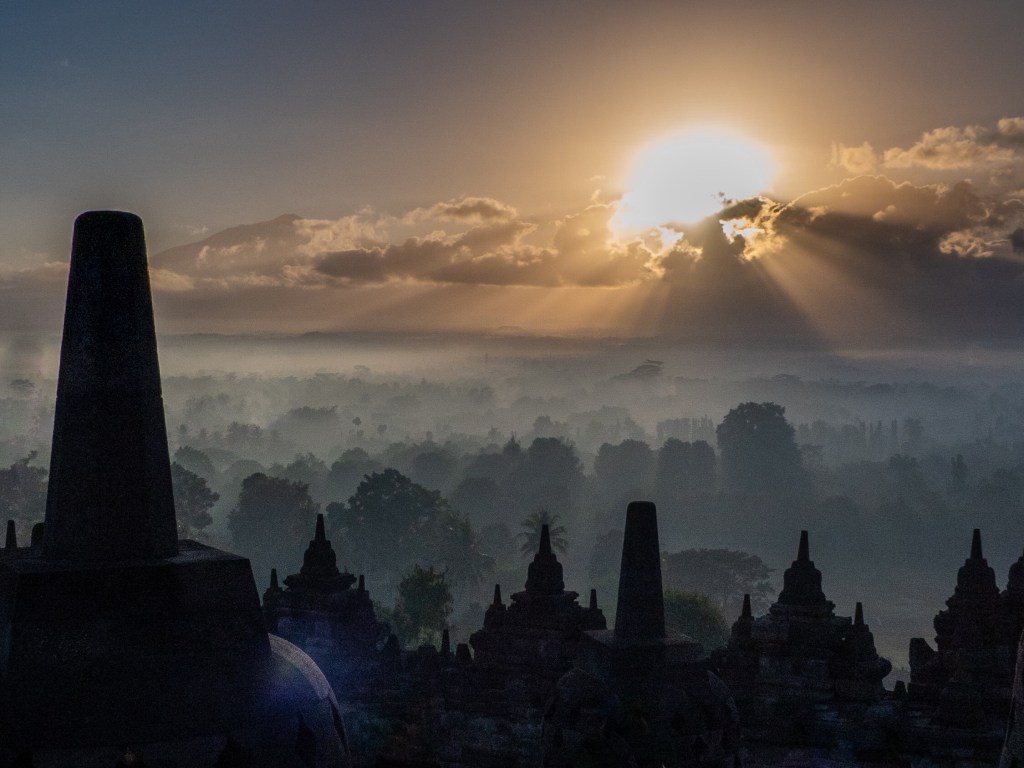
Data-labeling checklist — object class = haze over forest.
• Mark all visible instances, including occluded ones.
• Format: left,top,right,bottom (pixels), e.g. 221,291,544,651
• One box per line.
5,3,1024,677
7,333,1024,674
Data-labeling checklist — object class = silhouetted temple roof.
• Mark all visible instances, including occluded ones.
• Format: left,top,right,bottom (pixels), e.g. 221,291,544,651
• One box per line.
284,513,356,592
777,530,830,608
953,528,999,601
524,523,566,595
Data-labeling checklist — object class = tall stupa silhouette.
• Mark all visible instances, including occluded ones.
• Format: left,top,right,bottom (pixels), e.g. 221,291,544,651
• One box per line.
0,212,348,767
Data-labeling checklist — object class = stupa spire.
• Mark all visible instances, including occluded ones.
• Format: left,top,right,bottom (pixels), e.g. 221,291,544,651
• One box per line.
43,211,178,562
953,527,998,600
798,529,810,562
970,528,983,560
614,501,665,640
5,520,16,551
525,522,565,594
483,582,507,629
777,530,829,607
539,523,552,555
284,513,353,591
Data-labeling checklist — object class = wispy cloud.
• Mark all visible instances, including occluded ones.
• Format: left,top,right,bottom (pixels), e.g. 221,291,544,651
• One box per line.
877,118,1024,171
408,196,518,224
830,141,878,174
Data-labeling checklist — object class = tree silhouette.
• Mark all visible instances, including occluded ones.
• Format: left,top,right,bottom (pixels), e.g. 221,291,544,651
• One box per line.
588,528,622,579
717,401,802,492
662,548,774,617
436,512,495,590
270,452,329,504
513,437,584,514
901,417,924,453
948,453,969,499
328,468,489,587
173,445,217,480
888,454,929,504
663,590,730,651
228,472,319,579
450,475,512,527
269,405,341,455
329,468,447,573
389,564,453,647
0,453,47,541
462,438,523,487
410,448,458,491
594,439,654,498
326,448,382,504
656,438,716,499
170,462,219,539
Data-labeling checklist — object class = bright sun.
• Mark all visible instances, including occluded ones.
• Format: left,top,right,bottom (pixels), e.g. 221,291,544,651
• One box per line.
611,128,776,236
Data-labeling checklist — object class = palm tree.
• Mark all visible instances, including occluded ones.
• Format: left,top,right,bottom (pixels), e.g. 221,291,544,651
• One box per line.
438,511,495,589
517,509,568,557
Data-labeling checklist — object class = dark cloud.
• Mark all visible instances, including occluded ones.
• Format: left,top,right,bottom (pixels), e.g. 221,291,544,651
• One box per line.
316,248,388,282
1012,227,1024,254
314,205,654,288
785,176,987,231
735,177,1024,340
645,211,817,343
450,219,536,255
314,221,540,285
315,237,453,284
138,202,662,292
635,172,1024,343
430,248,558,286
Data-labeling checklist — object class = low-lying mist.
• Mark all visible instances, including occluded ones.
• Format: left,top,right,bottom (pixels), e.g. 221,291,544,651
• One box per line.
6,330,1024,672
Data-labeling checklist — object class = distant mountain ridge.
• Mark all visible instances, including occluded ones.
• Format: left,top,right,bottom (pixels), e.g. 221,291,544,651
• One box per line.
153,214,304,274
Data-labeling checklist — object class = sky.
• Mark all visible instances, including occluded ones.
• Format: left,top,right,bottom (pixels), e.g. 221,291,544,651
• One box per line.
3,2,1024,346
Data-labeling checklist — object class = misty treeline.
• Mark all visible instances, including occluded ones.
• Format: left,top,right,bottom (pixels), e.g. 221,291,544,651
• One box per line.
7,366,1024,661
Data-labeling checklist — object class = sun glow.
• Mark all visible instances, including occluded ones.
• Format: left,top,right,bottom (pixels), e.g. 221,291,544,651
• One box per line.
611,128,777,237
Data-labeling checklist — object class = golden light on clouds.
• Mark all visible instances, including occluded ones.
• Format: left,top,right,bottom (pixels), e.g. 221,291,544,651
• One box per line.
611,128,777,237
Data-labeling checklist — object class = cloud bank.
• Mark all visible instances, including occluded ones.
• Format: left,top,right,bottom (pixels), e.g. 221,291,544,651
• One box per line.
151,198,659,291
4,118,1024,344
833,116,1024,176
